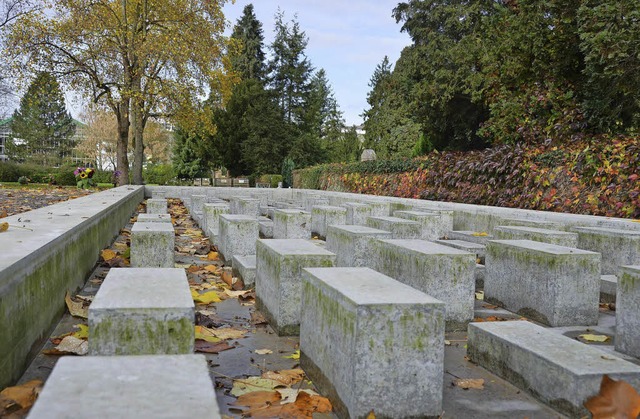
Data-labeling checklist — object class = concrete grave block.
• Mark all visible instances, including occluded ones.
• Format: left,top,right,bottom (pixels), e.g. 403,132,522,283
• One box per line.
146,198,167,214
435,239,486,264
446,230,494,245
190,194,206,214
343,202,372,225
369,239,475,330
137,213,171,223
616,266,640,358
366,216,421,239
89,268,194,355
600,274,617,303
151,190,166,199
131,222,175,268
28,355,220,419
232,255,256,288
300,267,445,419
258,219,273,239
395,210,450,240
485,240,601,326
303,196,330,212
468,320,640,418
501,217,562,230
203,203,230,239
366,201,391,217
255,239,335,335
272,209,311,239
494,225,578,247
325,225,392,267
218,214,259,262
475,263,486,288
235,197,261,217
311,205,347,238
575,227,640,274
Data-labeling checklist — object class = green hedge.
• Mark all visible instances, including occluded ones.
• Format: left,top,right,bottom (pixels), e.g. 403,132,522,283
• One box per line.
0,162,116,186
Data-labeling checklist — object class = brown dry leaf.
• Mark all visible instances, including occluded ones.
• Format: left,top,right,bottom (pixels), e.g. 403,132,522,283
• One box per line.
214,327,248,340
251,311,268,325
101,249,117,261
65,292,88,319
366,410,376,419
187,265,201,273
0,380,42,412
205,265,220,274
0,222,8,233
584,375,640,419
261,369,305,386
207,251,219,260
225,289,251,298
221,269,234,287
0,210,7,218
231,391,281,416
454,378,485,390
194,340,233,354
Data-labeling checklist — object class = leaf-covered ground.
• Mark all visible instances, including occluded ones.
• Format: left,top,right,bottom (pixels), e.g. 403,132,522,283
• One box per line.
0,185,93,218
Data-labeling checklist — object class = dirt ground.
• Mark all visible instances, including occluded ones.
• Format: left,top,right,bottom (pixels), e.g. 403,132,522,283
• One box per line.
0,185,93,218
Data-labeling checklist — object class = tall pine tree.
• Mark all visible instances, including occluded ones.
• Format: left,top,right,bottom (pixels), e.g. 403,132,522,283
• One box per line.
8,71,76,166
229,4,266,81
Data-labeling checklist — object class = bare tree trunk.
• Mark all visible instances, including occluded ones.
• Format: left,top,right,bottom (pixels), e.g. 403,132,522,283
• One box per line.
131,93,145,185
115,101,130,186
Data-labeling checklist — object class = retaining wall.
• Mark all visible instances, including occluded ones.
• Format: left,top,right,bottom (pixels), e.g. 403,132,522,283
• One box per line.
0,186,144,388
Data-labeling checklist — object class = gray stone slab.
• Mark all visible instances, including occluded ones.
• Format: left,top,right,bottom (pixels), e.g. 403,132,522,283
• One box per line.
435,239,486,263
494,225,578,247
368,239,475,330
258,219,273,239
218,214,259,262
325,225,392,267
366,216,421,239
467,320,640,417
203,203,229,238
475,263,485,288
255,239,335,335
394,210,451,240
235,197,261,217
446,230,494,245
343,202,372,225
190,194,206,214
303,196,330,212
300,267,445,419
272,209,311,239
500,217,562,230
89,268,194,355
575,227,640,274
600,274,617,303
311,205,347,238
137,213,171,223
27,355,220,418
485,240,601,326
131,222,175,268
151,190,167,199
146,198,167,214
232,255,256,288
616,265,640,358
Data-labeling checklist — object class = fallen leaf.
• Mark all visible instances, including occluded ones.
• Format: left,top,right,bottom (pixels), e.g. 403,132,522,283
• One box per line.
579,334,611,343
454,378,485,390
585,375,640,419
221,269,234,287
225,289,251,298
101,249,117,261
71,324,89,340
207,251,219,260
262,369,305,386
282,350,300,360
472,232,488,237
276,388,319,405
174,263,191,269
65,292,88,319
231,377,284,397
194,340,233,354
366,410,376,419
0,222,8,233
445,340,451,346
191,289,221,304
46,336,88,355
255,349,273,355
475,291,484,300
231,390,281,409
0,380,42,412
251,311,268,325
213,327,248,340
204,265,220,274
194,325,221,343
0,210,7,218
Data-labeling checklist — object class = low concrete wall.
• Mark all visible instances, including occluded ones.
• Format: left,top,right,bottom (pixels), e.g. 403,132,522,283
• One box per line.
0,185,144,389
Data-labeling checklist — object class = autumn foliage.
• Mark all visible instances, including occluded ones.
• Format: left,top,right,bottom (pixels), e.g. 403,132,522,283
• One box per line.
294,136,640,219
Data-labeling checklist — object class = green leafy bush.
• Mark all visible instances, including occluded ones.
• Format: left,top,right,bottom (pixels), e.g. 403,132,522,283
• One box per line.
144,164,176,185
0,162,25,182
258,174,283,188
17,176,29,185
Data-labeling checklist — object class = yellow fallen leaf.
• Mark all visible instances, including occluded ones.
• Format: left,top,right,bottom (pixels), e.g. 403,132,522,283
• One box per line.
472,232,488,237
204,265,219,274
366,410,376,419
255,349,273,355
213,327,247,340
262,369,305,386
194,325,221,343
580,334,610,343
65,292,88,319
207,251,219,260
475,291,484,301
174,263,191,269
0,222,8,232
0,379,42,410
191,289,221,304
282,350,300,360
231,377,283,397
71,324,89,340
101,249,117,261
454,378,485,389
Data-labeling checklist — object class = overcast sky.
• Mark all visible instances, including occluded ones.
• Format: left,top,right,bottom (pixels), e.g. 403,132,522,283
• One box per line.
223,1,411,126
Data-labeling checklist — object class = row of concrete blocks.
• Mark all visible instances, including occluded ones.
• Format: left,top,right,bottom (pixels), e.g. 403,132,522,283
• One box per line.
29,199,222,418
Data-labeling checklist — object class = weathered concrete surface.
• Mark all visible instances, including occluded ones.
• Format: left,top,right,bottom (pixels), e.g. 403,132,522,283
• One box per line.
0,185,143,389
616,265,640,358
343,203,372,225
325,225,392,267
218,214,259,262
272,209,311,239
447,230,494,245
575,227,640,275
600,274,617,303
485,240,600,326
202,203,229,239
365,216,421,239
435,239,486,264
468,320,640,418
258,218,273,239
300,267,445,419
89,268,194,355
394,210,451,240
131,222,175,268
136,213,171,223
146,198,167,214
311,205,347,238
493,225,578,247
255,239,335,335
232,254,257,288
27,355,220,418
369,239,476,330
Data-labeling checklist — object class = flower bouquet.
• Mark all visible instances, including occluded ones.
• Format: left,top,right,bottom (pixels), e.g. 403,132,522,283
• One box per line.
74,167,96,189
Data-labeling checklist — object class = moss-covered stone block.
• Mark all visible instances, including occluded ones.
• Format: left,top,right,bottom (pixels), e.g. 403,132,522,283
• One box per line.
311,205,347,238
575,227,640,275
273,209,311,239
616,265,640,358
325,225,391,267
365,216,421,239
131,222,175,268
218,214,259,262
494,225,578,247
